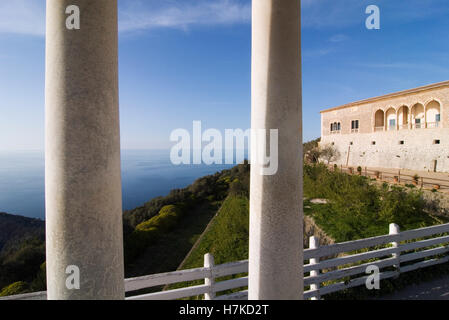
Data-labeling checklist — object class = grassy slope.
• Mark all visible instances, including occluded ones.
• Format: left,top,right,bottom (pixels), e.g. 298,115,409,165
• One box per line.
164,195,249,298
125,200,222,278
179,195,249,270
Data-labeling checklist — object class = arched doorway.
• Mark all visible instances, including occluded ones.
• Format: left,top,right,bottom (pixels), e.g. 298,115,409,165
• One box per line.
411,103,425,129
374,109,385,131
386,107,397,131
426,100,441,128
398,105,409,130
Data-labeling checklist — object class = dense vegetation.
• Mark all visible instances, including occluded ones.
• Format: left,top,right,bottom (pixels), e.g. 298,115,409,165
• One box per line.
303,164,445,242
0,213,44,256
0,213,45,295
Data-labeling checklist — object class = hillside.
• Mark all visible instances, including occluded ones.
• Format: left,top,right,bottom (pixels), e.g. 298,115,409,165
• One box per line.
0,213,45,294
0,161,250,296
178,194,250,270
0,212,44,256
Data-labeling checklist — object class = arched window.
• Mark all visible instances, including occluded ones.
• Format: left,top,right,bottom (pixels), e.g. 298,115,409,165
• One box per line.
386,108,396,131
426,100,441,128
398,106,409,130
374,109,385,131
330,122,340,134
411,103,425,129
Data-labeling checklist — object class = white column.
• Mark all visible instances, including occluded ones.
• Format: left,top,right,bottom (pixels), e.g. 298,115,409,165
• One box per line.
249,0,303,300
45,0,124,300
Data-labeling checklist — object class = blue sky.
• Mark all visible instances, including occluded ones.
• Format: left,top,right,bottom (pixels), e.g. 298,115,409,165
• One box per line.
1,0,449,151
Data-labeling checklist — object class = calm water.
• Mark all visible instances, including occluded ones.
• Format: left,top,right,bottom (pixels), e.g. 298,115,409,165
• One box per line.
0,150,233,220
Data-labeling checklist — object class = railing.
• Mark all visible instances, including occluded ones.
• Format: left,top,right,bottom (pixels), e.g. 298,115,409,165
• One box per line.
303,223,449,299
426,122,440,129
125,254,248,300
330,130,341,135
351,129,359,133
376,123,442,131
333,165,449,190
2,223,449,301
0,256,249,301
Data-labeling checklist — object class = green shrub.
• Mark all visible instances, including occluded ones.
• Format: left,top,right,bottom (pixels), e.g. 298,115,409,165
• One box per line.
136,205,181,233
125,205,182,262
0,281,28,297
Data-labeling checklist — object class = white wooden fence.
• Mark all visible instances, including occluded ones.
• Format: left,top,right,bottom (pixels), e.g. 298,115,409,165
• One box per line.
2,222,449,300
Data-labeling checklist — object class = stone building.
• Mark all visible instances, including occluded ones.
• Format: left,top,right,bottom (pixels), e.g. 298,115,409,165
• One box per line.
320,80,449,172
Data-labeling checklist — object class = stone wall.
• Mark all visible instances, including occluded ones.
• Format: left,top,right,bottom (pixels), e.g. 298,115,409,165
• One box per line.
321,128,449,172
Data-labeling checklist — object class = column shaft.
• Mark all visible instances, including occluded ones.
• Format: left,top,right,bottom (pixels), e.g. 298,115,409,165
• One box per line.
45,0,124,300
249,0,303,300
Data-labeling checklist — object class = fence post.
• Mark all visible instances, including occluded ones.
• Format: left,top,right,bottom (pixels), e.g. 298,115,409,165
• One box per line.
389,223,400,276
398,170,401,183
309,236,321,300
204,253,216,300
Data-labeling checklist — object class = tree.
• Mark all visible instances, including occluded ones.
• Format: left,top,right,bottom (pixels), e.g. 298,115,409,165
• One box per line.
305,147,322,164
320,144,340,164
304,138,321,164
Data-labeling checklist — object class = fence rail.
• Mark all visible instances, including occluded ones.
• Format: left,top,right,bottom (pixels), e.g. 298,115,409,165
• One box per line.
332,165,449,190
2,223,449,301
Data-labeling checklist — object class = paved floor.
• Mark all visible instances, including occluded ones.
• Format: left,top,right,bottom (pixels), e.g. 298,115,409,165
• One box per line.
378,274,449,300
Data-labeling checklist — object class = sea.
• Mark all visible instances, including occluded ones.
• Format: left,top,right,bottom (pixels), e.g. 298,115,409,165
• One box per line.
0,150,234,220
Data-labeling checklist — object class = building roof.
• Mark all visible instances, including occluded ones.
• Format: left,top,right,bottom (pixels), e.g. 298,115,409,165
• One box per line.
320,80,449,114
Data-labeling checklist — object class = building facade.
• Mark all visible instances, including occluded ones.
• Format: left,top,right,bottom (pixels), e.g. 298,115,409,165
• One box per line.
320,81,449,172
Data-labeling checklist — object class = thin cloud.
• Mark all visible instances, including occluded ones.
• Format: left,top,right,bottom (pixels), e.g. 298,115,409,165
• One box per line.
329,34,349,43
0,0,250,36
0,0,45,36
357,62,449,74
119,0,251,33
303,48,334,58
302,0,449,29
